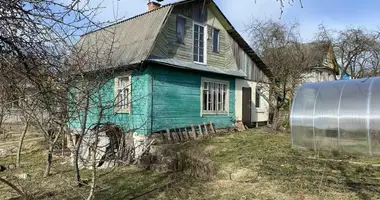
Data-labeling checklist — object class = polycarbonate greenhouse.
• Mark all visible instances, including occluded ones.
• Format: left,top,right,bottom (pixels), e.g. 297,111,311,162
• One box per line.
291,78,380,156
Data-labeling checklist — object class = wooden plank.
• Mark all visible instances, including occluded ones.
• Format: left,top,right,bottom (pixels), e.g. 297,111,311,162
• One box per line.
166,129,172,143
203,122,209,136
210,122,216,134
172,128,180,142
161,131,166,142
190,124,196,139
180,128,188,141
198,124,203,136
184,127,191,140
176,127,183,142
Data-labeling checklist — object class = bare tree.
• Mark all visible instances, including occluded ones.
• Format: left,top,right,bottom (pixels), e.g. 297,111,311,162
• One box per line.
246,19,313,130
0,0,109,181
317,24,380,79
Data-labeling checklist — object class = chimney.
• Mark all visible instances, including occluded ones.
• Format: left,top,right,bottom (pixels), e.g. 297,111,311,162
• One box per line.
147,1,161,11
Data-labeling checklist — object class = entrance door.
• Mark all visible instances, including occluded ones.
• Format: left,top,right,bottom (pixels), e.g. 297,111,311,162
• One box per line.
242,87,252,127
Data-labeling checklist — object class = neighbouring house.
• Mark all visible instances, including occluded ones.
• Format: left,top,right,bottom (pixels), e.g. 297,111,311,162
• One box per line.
302,41,339,83
68,0,273,140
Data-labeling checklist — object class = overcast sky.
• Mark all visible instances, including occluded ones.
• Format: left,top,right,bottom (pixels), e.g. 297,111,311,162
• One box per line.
86,0,380,42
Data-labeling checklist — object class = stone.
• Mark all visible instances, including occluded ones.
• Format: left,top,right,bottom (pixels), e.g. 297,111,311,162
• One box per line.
7,163,16,170
133,133,148,160
15,173,29,180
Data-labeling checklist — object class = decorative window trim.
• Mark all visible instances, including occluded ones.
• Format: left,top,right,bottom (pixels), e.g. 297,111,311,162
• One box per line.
192,21,207,65
114,72,132,114
200,77,229,116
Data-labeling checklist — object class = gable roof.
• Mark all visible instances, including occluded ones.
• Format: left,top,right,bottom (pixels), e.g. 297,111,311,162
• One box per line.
303,41,339,74
76,5,173,72
76,0,272,78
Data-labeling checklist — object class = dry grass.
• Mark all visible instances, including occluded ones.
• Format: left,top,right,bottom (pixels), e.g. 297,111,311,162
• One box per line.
1,128,380,199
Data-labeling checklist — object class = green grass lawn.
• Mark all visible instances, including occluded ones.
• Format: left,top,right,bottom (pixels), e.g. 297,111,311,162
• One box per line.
1,129,380,200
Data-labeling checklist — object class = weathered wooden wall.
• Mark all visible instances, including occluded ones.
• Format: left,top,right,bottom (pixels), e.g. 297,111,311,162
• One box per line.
151,1,269,82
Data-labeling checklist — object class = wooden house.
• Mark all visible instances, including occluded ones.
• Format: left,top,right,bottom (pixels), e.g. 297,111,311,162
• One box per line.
302,41,339,83
69,0,273,136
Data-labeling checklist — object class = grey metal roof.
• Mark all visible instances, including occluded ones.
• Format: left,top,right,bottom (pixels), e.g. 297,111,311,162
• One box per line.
75,5,173,72
147,57,246,78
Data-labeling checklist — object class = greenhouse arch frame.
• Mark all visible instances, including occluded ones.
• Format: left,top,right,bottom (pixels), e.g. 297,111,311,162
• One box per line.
290,77,380,156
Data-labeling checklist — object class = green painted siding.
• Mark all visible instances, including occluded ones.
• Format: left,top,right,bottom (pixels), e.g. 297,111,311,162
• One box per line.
68,68,151,135
68,64,236,135
150,64,235,132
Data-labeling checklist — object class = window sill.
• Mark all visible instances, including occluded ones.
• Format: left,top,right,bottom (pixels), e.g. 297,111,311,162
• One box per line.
114,109,130,114
201,111,228,116
194,61,207,65
255,108,265,113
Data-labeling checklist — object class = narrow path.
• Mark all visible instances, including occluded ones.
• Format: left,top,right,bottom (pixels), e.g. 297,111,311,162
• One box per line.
0,137,44,148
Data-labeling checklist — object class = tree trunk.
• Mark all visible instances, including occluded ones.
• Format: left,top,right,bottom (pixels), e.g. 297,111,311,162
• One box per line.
272,107,281,131
73,135,84,186
43,127,62,177
74,92,90,187
16,120,30,168
87,130,99,200
43,143,54,177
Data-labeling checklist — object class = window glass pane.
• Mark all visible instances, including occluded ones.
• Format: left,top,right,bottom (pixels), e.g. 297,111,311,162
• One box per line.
193,54,198,62
203,90,207,110
199,26,204,33
199,48,203,55
213,29,220,52
209,82,213,110
194,47,198,55
176,17,185,43
256,89,260,108
199,55,204,63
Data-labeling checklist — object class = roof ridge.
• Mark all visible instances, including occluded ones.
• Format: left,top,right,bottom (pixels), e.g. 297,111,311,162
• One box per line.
81,4,174,37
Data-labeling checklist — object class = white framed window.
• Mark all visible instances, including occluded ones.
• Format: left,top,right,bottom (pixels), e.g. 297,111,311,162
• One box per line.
193,22,206,64
200,78,229,115
114,74,131,113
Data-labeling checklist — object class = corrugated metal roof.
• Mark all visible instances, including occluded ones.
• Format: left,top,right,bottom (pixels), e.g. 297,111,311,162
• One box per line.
75,5,173,72
147,57,246,78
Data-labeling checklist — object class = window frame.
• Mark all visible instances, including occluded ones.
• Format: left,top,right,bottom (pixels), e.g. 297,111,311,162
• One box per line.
212,28,220,53
255,88,261,109
192,21,207,65
114,73,132,114
176,16,186,44
200,77,229,116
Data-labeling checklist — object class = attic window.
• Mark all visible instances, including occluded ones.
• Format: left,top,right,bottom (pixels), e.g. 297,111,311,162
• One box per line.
193,22,206,64
176,16,185,43
213,28,220,53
